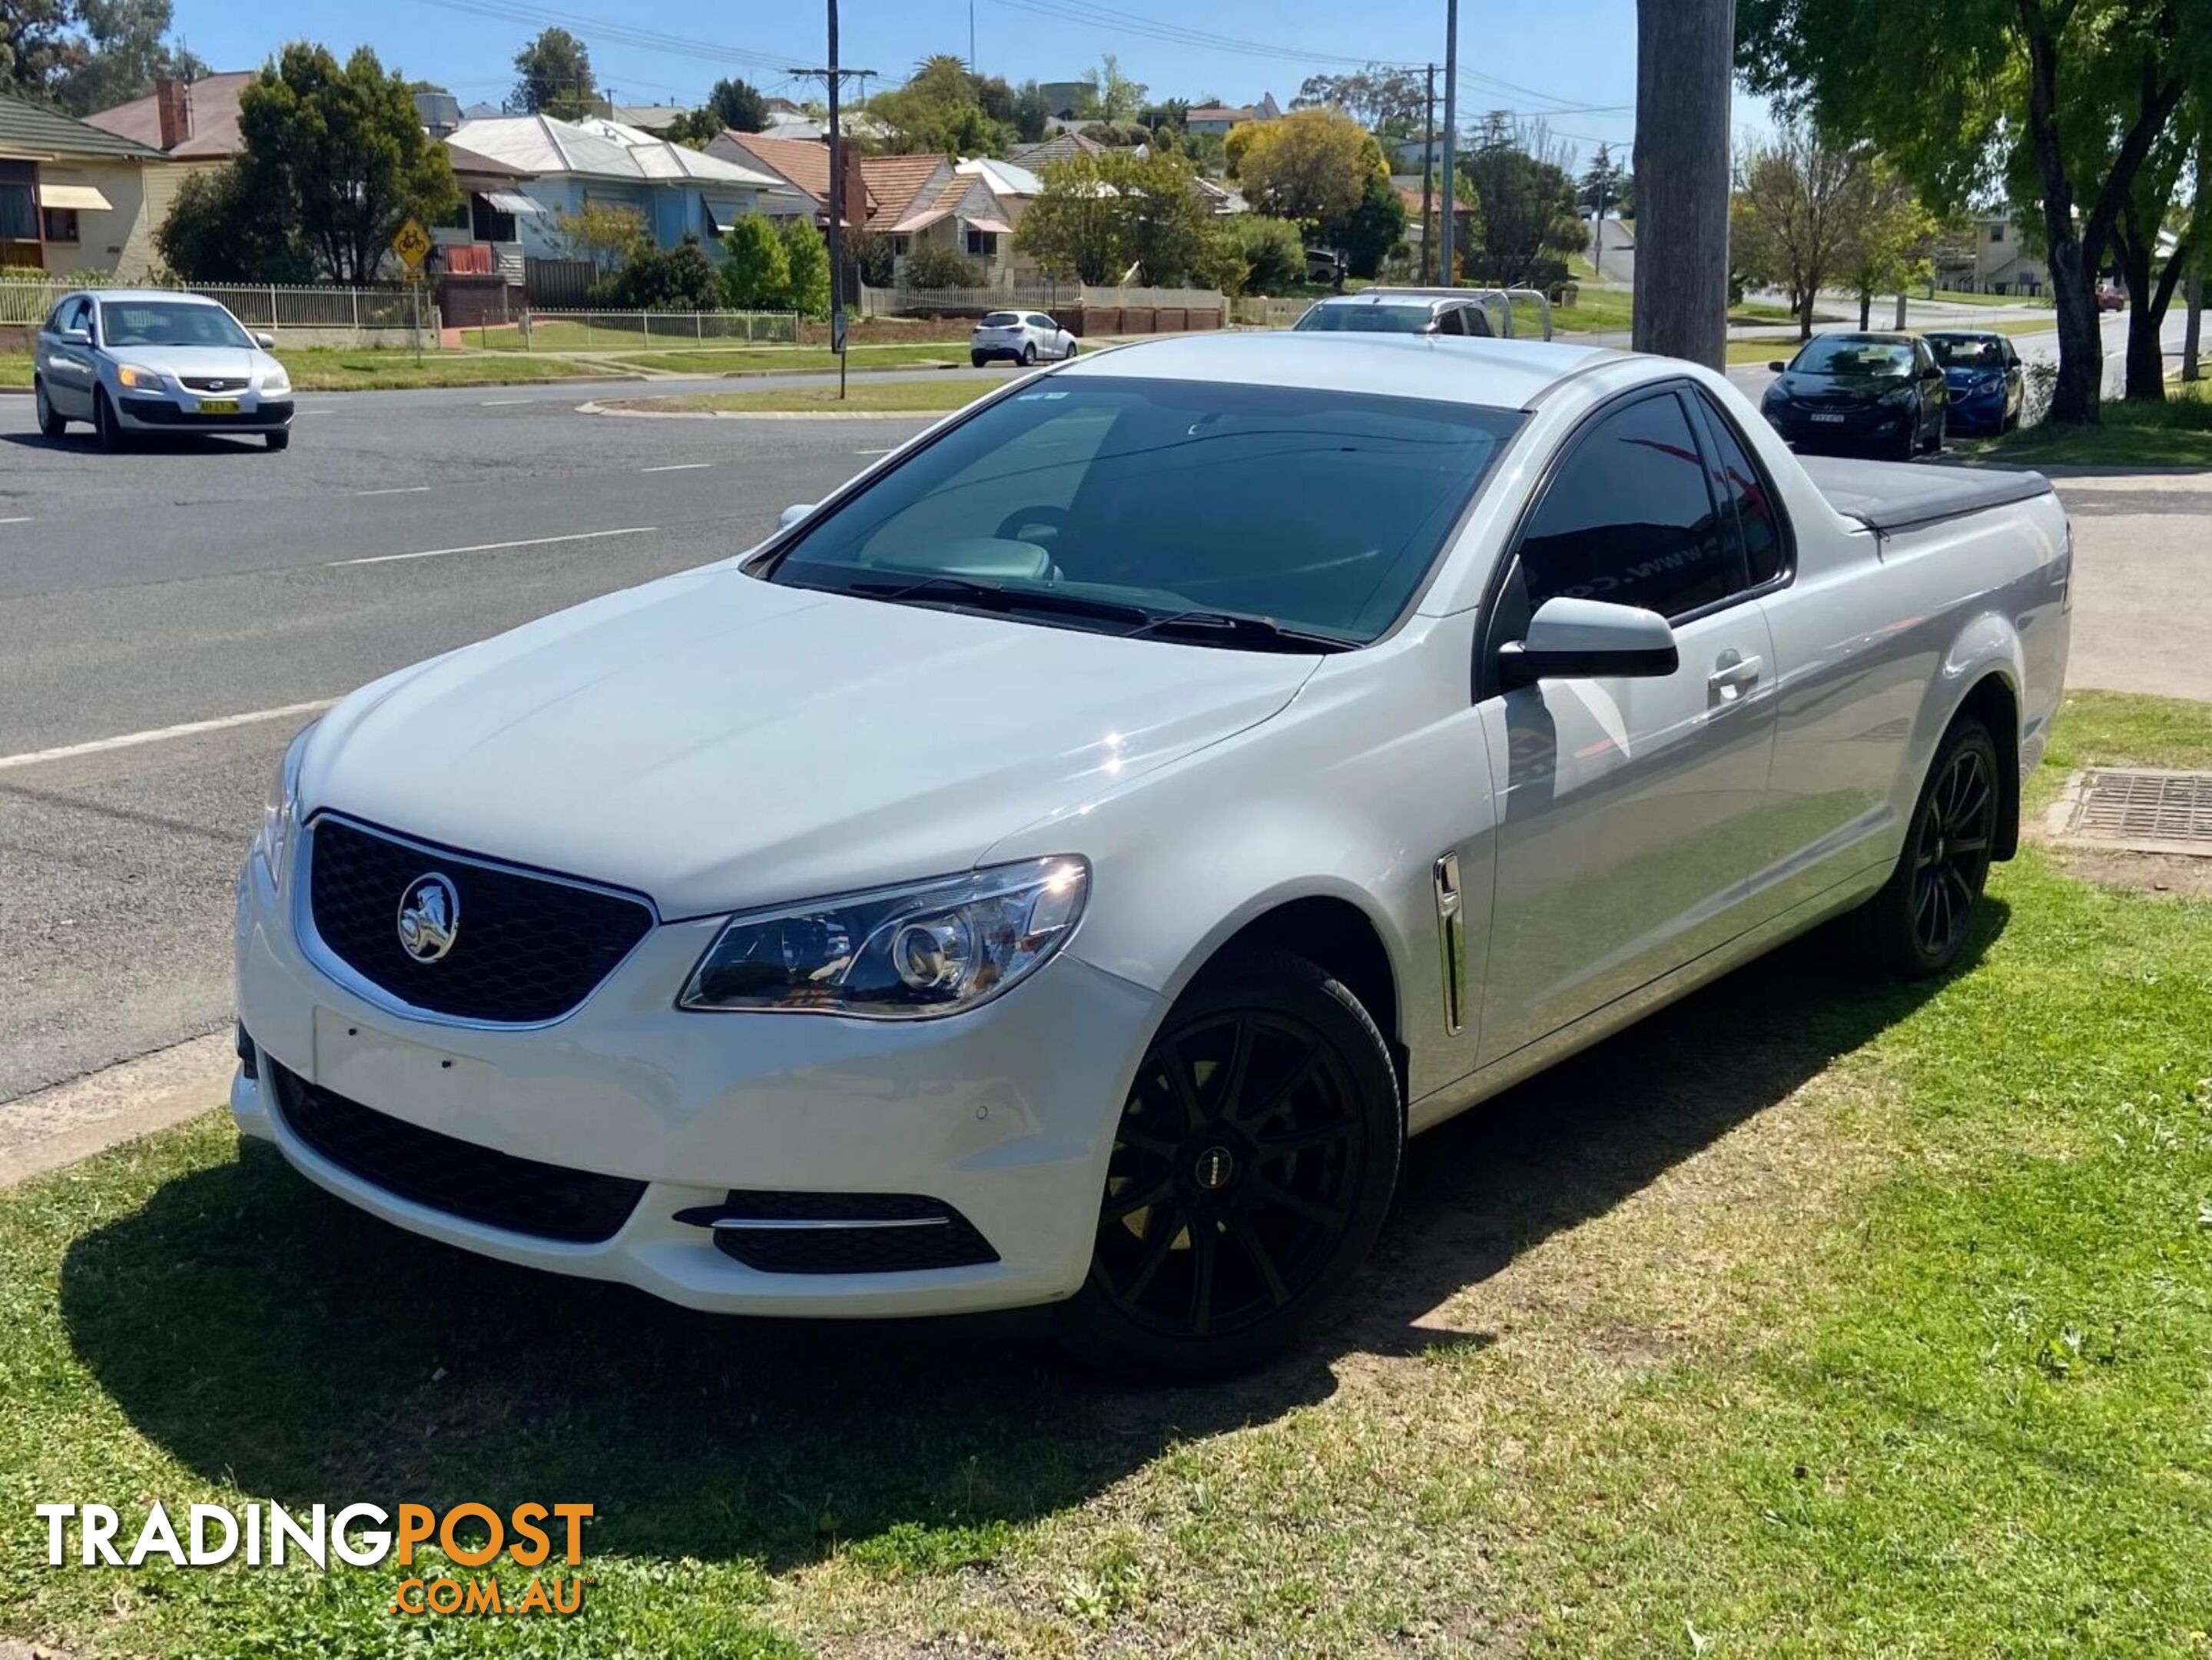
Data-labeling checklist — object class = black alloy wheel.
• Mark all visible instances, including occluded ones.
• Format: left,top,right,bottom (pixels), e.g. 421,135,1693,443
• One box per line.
1059,949,1401,1378
1851,715,2002,978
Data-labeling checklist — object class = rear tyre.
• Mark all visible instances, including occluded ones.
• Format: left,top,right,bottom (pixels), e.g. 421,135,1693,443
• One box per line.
1056,948,1403,1380
1890,408,1917,462
265,429,290,451
92,386,122,451
33,380,65,437
1849,715,2001,979
970,352,987,367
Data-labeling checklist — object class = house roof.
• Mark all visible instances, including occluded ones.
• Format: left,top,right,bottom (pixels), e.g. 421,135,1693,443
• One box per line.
445,142,534,182
956,156,1041,198
5,91,171,162
858,154,946,223
716,132,838,205
1008,131,1105,168
612,105,685,132
1185,105,1252,122
446,114,784,190
82,71,253,158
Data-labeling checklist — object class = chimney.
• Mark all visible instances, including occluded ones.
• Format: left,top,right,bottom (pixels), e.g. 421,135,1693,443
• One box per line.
154,77,190,151
838,146,867,234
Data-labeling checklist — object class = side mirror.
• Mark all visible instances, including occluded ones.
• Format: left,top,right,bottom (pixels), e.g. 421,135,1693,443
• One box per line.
778,503,814,531
61,327,91,347
1766,360,1787,374
254,331,277,350
1497,596,1679,689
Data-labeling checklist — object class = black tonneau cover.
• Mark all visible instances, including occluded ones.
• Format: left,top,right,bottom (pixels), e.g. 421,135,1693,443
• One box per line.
1799,455,2054,534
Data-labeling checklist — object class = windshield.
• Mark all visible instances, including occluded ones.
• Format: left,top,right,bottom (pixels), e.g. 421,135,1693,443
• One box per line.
764,375,1523,646
97,300,254,350
1789,337,1915,377
979,312,1022,327
1295,304,1434,334
1928,334,2005,370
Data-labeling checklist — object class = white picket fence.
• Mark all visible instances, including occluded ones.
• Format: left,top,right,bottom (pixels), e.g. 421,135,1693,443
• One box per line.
0,277,436,333
516,309,800,348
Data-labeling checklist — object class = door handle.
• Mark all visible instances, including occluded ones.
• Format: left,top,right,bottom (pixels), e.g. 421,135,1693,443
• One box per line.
1706,653,1763,708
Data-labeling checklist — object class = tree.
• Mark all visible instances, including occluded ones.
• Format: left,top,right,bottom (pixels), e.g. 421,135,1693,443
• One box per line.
555,199,645,271
1460,115,1584,290
1730,123,1862,337
1738,0,2212,424
2104,93,2206,398
718,212,790,308
1231,106,1381,229
781,217,831,317
49,0,205,114
1292,65,1428,144
512,25,595,119
1012,79,1050,143
869,54,1012,156
1578,142,1633,218
1083,55,1145,123
1216,213,1306,294
1835,158,1936,328
155,161,313,281
592,232,719,308
221,43,459,283
707,76,768,134
0,0,79,101
1323,169,1409,279
1015,151,1222,286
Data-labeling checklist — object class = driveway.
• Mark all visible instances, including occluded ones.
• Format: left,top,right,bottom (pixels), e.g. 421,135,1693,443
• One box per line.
2049,470,2212,702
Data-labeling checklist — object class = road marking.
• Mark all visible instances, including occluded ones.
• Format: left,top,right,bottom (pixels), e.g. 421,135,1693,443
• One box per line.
0,516,31,524
854,447,894,456
331,525,657,568
355,485,430,496
641,461,712,473
480,397,532,407
0,699,335,774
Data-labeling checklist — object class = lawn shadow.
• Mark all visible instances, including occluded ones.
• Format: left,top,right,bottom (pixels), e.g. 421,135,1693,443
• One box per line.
58,902,2006,1573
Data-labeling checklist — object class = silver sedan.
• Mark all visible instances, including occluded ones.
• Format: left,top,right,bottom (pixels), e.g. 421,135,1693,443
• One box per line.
970,310,1078,367
34,289,295,451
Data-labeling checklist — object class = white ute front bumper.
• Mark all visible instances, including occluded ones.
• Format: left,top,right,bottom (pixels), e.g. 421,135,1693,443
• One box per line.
230,826,1162,1319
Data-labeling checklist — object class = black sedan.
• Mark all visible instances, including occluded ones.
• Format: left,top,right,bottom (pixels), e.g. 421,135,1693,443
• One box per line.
1925,330,2025,434
1759,333,1948,460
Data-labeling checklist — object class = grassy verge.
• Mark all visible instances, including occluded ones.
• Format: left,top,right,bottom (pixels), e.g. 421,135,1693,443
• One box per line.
602,378,996,417
601,344,970,377
3,692,2209,1657
1548,285,1634,332
1975,379,2212,469
0,349,628,394
1928,287,2051,307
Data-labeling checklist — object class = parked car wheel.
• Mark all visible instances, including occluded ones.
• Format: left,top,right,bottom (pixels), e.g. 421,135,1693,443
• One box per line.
1064,340,1079,359
92,387,122,452
1890,405,1919,461
265,430,290,452
1020,343,1036,367
1849,714,2001,978
1056,948,1403,1379
1920,407,1946,454
33,379,65,437
971,352,987,367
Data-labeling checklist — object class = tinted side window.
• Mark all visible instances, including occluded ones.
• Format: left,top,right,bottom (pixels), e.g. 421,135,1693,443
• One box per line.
1692,393,1788,588
1517,392,1739,619
1434,307,1463,336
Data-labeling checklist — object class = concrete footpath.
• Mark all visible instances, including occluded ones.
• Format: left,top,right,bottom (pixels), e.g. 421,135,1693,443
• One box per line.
2051,470,2212,702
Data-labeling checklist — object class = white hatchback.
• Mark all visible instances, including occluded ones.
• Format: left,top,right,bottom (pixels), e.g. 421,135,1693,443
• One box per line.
970,310,1076,367
234,332,2066,1376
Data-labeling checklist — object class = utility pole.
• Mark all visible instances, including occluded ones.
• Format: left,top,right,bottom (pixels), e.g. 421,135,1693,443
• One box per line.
1421,64,1436,285
789,8,874,400
969,0,976,70
1631,0,1733,367
1438,0,1458,285
1591,160,1608,281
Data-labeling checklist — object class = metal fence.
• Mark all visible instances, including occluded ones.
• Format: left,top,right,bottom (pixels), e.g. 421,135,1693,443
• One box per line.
1232,296,1311,328
0,277,434,333
857,281,1226,320
516,310,800,349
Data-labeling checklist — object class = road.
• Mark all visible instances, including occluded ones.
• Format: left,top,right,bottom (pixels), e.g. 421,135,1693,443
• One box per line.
0,316,2198,1106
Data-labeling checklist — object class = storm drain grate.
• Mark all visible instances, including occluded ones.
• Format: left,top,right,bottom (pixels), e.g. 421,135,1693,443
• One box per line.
2059,768,2212,854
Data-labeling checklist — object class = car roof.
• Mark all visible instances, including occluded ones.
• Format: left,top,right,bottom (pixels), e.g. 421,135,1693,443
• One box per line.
1056,330,1618,412
1816,331,1915,345
80,289,228,306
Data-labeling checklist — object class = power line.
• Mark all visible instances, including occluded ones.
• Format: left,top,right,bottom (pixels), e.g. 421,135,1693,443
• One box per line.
400,0,799,74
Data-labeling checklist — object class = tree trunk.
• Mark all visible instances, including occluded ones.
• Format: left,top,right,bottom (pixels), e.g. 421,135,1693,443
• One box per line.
2185,273,2204,381
1632,0,1733,368
2044,239,2104,424
1799,290,1814,340
1858,289,1872,329
2117,213,2163,401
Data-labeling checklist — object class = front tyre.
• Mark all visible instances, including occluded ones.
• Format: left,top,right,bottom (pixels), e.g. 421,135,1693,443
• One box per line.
265,429,290,451
34,379,65,437
1020,343,1036,366
1850,714,2001,978
1056,948,1402,1379
93,386,123,451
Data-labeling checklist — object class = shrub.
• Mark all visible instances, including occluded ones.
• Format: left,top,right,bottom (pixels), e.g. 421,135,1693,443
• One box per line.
780,219,831,317
591,233,720,310
903,241,983,290
845,227,897,288
718,213,790,309
1218,215,1306,295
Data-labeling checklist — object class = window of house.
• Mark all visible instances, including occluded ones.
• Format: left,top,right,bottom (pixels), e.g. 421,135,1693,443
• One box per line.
41,208,79,244
1514,391,1739,620
965,227,996,258
890,234,910,255
1990,224,2005,242
469,197,517,242
0,170,38,243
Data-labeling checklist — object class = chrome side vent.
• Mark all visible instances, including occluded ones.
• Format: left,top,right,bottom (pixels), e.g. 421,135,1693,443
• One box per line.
1432,852,1467,1036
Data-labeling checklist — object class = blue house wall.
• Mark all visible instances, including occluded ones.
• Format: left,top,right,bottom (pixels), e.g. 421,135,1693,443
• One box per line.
513,176,759,261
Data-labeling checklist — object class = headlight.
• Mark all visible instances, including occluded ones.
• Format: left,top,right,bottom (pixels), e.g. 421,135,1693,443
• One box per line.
254,721,317,888
678,857,1089,1018
260,369,291,395
114,363,162,390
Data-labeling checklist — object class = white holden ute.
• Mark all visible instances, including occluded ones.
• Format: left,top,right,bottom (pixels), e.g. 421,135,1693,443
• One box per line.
234,331,2070,1376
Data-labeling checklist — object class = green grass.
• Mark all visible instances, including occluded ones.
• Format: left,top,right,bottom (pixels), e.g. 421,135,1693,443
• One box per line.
1547,284,1634,332
3,692,2210,1655
0,353,28,388
601,344,971,377
606,378,997,417
1976,378,2212,469
0,349,625,394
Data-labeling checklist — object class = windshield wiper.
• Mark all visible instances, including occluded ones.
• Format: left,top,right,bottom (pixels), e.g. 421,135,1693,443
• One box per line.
1124,609,1357,654
837,573,1156,626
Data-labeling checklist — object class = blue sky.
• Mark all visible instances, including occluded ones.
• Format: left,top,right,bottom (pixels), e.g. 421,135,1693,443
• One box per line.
171,0,1673,165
